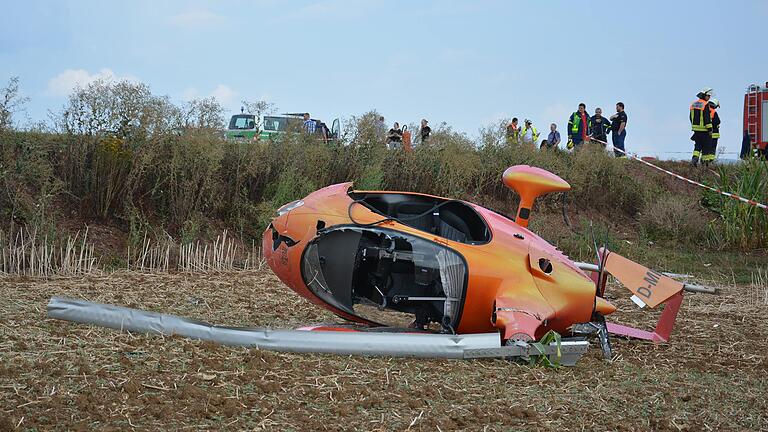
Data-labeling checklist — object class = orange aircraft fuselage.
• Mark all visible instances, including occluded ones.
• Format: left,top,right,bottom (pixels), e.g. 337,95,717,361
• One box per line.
263,176,616,342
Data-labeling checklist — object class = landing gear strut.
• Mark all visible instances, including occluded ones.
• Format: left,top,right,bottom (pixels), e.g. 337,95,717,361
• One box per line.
571,314,613,361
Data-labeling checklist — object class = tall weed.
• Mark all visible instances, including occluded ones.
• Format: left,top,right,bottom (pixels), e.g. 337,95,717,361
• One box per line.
704,160,768,250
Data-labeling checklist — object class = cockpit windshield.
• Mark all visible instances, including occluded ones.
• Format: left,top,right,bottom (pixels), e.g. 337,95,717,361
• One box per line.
348,192,491,245
301,226,467,332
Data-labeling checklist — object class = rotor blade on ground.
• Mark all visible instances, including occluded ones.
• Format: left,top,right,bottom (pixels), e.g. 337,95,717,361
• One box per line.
47,296,499,359
47,297,590,363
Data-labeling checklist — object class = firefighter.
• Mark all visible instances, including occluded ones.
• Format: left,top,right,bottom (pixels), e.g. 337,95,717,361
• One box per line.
704,98,721,165
690,88,713,167
520,119,540,146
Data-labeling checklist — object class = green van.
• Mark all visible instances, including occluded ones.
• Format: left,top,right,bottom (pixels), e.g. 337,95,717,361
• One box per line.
225,112,340,142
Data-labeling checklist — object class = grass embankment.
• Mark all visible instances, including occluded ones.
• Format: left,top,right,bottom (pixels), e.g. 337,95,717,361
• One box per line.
2,121,766,282
2,78,766,280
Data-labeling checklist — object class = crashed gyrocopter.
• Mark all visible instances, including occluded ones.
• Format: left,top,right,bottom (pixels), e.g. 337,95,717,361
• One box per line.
48,165,716,366
262,164,716,362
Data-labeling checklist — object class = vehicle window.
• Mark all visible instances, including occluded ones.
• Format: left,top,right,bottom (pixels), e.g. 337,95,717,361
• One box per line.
228,115,256,130
263,116,289,131
286,117,304,132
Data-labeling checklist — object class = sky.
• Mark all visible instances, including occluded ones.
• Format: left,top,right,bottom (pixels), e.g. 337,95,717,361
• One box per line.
1,0,767,158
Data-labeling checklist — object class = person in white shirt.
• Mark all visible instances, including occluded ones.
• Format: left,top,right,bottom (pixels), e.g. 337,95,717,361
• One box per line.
520,119,540,146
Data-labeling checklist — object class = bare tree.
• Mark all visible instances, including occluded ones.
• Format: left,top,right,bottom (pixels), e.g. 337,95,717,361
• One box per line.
348,110,386,148
0,76,29,132
182,97,225,131
241,99,276,129
57,79,179,138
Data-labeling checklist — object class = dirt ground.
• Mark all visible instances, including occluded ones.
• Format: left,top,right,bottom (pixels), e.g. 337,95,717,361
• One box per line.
1,270,766,431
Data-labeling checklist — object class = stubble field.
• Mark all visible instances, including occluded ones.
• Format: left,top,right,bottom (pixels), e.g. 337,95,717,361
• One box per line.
1,270,766,431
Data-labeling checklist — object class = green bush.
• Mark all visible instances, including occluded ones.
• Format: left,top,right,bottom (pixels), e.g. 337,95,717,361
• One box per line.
145,131,224,226
529,213,620,263
703,160,768,250
0,120,726,253
0,131,61,230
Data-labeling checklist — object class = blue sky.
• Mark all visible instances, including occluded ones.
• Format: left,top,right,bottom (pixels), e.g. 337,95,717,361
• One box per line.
1,0,766,157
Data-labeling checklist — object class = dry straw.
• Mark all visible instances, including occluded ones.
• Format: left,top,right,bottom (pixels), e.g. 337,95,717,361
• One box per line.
0,226,97,277
2,226,265,277
751,268,768,306
127,232,172,272
178,230,237,272
129,230,265,273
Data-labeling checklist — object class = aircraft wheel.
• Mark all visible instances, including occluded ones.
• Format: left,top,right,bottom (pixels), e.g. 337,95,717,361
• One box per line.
503,333,533,363
504,333,533,345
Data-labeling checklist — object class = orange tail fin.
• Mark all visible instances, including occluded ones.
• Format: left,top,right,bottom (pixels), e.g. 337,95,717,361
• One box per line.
602,251,683,308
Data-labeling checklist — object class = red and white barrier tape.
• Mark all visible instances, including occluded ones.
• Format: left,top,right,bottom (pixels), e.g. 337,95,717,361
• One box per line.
589,138,768,211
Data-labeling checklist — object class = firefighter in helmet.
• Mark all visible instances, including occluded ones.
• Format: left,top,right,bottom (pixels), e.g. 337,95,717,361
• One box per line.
690,88,713,167
704,98,721,165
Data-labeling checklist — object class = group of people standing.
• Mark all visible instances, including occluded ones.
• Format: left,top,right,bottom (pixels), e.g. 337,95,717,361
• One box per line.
383,117,432,150
506,102,628,157
505,118,543,147
301,112,335,142
565,102,628,157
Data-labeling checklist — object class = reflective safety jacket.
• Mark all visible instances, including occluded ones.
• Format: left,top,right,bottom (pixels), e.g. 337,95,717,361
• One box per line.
690,99,712,132
506,123,520,140
568,111,592,141
520,125,539,143
709,107,720,139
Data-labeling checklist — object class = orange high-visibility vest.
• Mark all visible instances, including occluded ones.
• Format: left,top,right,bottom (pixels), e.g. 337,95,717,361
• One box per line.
690,99,712,132
402,126,413,151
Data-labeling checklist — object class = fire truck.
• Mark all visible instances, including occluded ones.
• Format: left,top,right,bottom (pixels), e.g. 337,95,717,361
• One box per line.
744,82,768,154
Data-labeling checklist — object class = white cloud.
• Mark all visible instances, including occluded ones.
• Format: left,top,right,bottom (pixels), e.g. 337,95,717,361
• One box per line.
170,9,225,30
46,68,138,97
209,84,236,105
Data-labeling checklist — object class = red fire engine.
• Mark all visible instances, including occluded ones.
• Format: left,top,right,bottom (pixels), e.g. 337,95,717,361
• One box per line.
744,82,768,153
